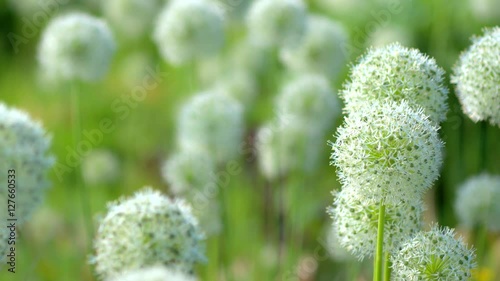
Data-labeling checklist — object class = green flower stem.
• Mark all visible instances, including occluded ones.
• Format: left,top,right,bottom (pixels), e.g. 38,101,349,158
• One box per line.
475,223,488,266
71,82,94,245
374,203,386,281
384,251,392,281
479,121,488,171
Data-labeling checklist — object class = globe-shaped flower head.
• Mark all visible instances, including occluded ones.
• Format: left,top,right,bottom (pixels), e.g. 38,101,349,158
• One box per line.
280,15,349,79
154,0,225,65
92,188,205,280
341,43,448,124
38,12,116,82
276,74,340,131
392,225,476,281
452,27,500,126
330,101,443,204
109,265,196,281
247,0,307,48
454,174,500,231
0,103,54,225
328,186,423,260
102,0,163,41
177,91,244,164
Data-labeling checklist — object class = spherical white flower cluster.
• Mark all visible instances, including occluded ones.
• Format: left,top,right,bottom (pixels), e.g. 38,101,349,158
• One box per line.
92,188,205,280
331,101,443,204
102,0,163,41
256,119,323,180
162,150,215,195
452,27,500,126
108,265,196,281
329,187,423,260
154,0,225,65
82,149,120,185
280,15,348,79
0,103,54,225
38,12,116,82
341,43,449,124
392,225,476,281
247,0,307,48
454,173,500,231
177,92,244,164
276,74,340,131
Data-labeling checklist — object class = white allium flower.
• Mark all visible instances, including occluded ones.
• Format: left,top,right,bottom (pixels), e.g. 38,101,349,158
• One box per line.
247,0,307,48
0,103,54,225
392,225,476,281
276,74,340,131
214,69,258,107
328,187,423,260
452,27,500,126
330,101,443,204
280,15,348,79
108,265,196,281
341,43,449,124
154,0,225,65
82,149,120,185
256,118,324,180
161,150,215,195
177,92,244,164
38,12,116,82
102,0,163,41
454,174,500,231
92,188,205,280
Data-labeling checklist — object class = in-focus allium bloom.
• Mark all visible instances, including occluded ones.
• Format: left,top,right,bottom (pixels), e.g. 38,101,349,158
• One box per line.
392,225,476,281
154,0,225,65
82,149,120,185
108,265,196,281
280,15,348,79
328,187,423,260
177,92,244,164
161,150,215,195
247,0,307,48
256,118,323,180
341,43,448,124
454,174,500,231
102,0,163,41
276,74,340,131
0,103,54,225
452,27,500,126
330,101,443,204
214,70,258,107
38,12,116,82
92,188,205,280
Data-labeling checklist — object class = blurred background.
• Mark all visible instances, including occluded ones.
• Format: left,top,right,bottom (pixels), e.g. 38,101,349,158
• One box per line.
0,0,499,280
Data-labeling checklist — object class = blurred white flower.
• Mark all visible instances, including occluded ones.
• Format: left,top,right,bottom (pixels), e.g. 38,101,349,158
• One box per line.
82,149,120,186
38,12,116,82
92,188,205,280
108,265,196,281
452,27,500,126
280,15,349,79
154,0,225,65
247,0,307,48
454,174,500,231
102,0,163,41
177,91,244,164
0,103,54,225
